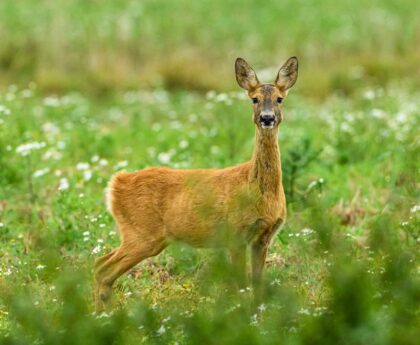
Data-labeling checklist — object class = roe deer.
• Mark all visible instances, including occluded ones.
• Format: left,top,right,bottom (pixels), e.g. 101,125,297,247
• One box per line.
94,56,299,311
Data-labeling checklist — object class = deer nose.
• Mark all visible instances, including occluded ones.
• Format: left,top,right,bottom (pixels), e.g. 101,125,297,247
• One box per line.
259,113,275,125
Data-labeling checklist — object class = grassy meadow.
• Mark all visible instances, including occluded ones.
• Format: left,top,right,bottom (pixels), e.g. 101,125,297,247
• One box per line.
0,0,419,344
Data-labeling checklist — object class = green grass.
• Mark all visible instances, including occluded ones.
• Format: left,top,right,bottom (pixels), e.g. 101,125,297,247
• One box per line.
0,81,418,344
0,0,419,343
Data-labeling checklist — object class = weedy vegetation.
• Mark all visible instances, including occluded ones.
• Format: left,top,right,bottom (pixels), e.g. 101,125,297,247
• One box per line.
0,0,419,344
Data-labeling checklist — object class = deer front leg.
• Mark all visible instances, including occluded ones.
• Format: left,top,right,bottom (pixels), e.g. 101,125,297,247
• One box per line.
251,237,269,300
229,244,247,289
251,219,283,306
251,224,280,305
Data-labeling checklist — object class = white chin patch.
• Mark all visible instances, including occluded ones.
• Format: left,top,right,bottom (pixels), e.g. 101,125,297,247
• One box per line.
261,124,274,129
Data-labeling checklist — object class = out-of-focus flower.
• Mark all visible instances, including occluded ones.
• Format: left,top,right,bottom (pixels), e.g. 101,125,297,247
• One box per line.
92,245,102,254
33,168,50,178
301,228,315,236
410,205,419,213
156,325,166,335
99,159,109,166
114,161,128,170
43,96,61,107
83,170,93,181
76,162,90,170
158,152,172,164
58,177,69,191
16,142,46,156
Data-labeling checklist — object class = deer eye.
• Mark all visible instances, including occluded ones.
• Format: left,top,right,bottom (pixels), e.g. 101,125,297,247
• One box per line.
252,97,258,104
277,97,283,103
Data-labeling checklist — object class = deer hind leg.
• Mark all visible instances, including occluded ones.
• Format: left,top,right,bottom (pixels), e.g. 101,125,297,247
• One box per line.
94,234,166,312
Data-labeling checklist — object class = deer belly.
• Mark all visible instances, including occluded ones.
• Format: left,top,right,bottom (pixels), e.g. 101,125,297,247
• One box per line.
163,193,228,247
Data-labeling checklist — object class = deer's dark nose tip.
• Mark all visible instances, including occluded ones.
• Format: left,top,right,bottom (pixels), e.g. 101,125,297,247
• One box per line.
259,114,275,125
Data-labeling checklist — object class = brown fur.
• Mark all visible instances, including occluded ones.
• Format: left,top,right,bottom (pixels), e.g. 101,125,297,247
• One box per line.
94,57,299,310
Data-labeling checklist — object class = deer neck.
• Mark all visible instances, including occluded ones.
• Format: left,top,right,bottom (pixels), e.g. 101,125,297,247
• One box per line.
249,128,282,194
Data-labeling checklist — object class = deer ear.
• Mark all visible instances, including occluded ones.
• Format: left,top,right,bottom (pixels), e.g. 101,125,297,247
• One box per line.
275,56,298,91
235,58,260,91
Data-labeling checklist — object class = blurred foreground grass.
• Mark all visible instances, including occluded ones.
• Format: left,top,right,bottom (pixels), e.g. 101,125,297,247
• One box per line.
0,82,418,343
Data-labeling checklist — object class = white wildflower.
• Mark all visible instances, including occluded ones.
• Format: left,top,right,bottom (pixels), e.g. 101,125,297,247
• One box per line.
33,168,50,178
156,325,166,335
43,148,62,161
83,170,92,181
57,141,66,150
42,122,60,135
99,159,108,166
96,312,111,319
0,104,11,115
271,278,281,286
91,155,100,162
205,90,216,100
58,177,69,191
76,162,90,171
21,89,33,98
114,160,128,170
363,89,375,100
250,314,258,326
179,140,189,149
83,231,90,236
215,93,228,103
410,205,420,213
16,141,46,156
258,304,266,312
92,245,102,254
301,228,315,236
43,96,61,107
371,108,385,118
158,152,172,164
36,264,46,270
340,122,352,133
297,308,311,315
395,112,408,124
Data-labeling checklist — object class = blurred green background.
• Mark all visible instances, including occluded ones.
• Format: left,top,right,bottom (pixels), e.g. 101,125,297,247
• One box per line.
0,1,419,344
0,0,419,96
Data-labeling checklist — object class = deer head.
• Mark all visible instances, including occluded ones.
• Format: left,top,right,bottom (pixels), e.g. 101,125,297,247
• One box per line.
235,56,298,130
